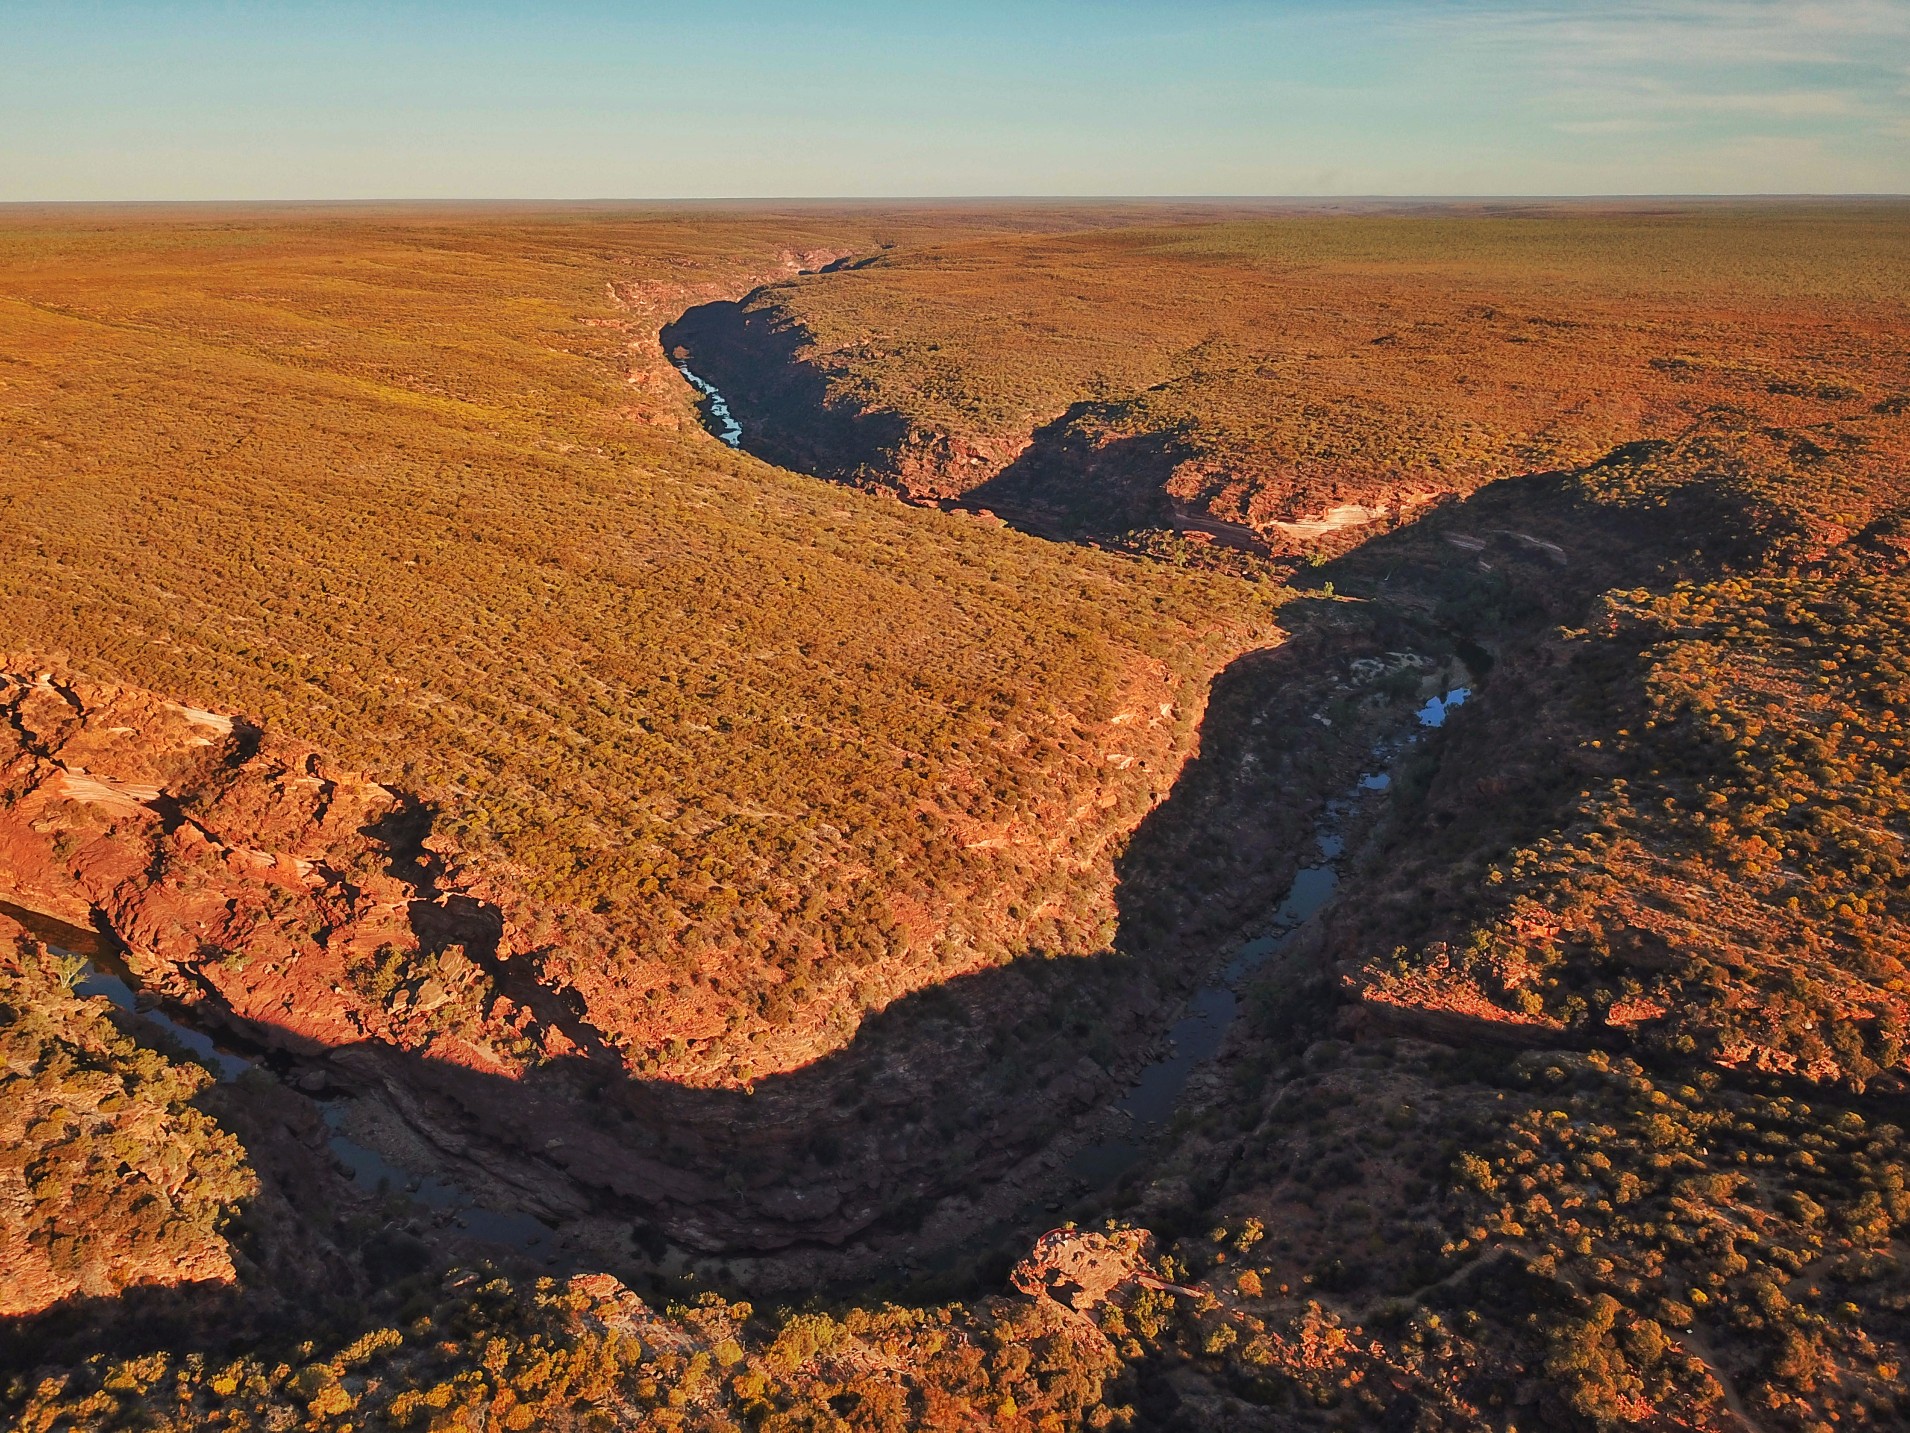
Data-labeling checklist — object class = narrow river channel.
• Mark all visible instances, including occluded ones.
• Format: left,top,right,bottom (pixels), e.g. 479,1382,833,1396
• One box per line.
1,899,554,1256
11,338,1480,1283
677,363,743,446
661,347,1478,1214
1065,685,1470,1186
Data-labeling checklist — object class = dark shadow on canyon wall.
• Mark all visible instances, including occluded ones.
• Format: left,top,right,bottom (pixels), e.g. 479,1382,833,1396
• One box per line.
661,300,1193,547
0,606,1395,1372
957,405,1188,542
660,299,912,482
369,796,624,1067
3,425,1822,1371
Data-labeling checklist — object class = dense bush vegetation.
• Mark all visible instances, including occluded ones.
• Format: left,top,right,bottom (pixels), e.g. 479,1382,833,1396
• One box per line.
734,204,1907,552
0,206,1274,1082
0,919,254,1316
1354,414,1910,1088
1127,400,1910,1427
4,1269,1130,1431
6,201,1910,1430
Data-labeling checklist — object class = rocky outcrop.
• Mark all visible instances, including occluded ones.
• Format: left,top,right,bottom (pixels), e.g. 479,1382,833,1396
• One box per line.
0,667,1193,1273
1012,1227,1195,1311
0,669,549,1075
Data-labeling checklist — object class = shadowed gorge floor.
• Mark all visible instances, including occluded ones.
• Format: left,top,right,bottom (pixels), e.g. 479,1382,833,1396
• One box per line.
5,200,1910,1431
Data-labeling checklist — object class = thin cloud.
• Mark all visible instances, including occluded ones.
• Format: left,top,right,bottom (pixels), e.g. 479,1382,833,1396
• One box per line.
1436,0,1910,68
1552,118,1665,135
1665,89,1865,116
1425,0,1909,157
1548,80,1870,119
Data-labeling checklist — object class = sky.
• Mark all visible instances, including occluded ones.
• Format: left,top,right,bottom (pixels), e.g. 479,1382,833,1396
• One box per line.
4,1,1907,199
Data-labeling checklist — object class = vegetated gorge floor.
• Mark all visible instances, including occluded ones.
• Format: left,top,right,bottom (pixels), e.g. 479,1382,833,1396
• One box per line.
5,199,1910,1431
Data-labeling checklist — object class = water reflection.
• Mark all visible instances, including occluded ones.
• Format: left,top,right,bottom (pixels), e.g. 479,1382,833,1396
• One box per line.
677,364,743,446
319,1102,555,1253
1416,687,1470,729
2,899,255,1080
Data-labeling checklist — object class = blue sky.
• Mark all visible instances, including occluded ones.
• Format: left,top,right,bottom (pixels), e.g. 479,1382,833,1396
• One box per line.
4,1,1906,198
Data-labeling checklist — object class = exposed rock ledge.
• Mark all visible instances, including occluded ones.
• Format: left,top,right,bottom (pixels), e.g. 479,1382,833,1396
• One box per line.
0,668,539,1073
0,667,1171,1273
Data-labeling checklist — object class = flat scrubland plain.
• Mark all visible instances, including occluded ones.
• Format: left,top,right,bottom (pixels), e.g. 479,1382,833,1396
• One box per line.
0,204,1275,1085
684,203,1907,559
8,201,1910,1433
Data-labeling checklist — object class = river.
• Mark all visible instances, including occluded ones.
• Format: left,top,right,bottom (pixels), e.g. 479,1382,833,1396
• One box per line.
669,343,1477,1233
0,899,554,1257
677,363,743,447
1064,686,1470,1185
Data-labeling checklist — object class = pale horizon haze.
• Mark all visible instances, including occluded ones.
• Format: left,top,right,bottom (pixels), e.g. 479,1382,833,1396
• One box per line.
5,0,1908,200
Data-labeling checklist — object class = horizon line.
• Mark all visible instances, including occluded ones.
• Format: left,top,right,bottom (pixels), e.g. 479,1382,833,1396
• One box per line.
4,192,1909,209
